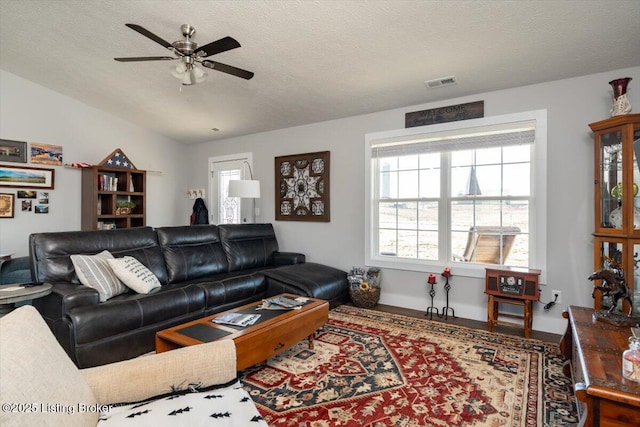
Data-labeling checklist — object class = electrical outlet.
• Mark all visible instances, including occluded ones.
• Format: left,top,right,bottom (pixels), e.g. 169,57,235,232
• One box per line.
552,290,561,305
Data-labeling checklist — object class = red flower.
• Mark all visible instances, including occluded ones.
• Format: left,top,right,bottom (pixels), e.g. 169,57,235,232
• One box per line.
441,267,452,278
427,274,437,284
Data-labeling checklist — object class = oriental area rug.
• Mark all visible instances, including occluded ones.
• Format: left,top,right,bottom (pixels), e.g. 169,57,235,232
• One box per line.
239,305,578,427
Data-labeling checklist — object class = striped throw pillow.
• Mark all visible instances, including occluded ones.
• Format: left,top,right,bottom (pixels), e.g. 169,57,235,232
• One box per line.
70,250,127,302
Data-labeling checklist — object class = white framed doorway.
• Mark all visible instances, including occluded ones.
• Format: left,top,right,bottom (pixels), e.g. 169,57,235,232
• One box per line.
208,152,255,224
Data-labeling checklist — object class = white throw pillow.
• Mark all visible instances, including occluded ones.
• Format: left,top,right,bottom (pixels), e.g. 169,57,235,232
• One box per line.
71,250,127,302
107,256,161,294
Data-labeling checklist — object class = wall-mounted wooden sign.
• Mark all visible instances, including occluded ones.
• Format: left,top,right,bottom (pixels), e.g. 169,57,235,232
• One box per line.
405,100,484,128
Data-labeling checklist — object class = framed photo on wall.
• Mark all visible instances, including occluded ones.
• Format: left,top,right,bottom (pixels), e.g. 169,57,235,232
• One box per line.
0,165,55,189
0,139,28,163
30,142,63,166
275,151,330,222
0,193,15,218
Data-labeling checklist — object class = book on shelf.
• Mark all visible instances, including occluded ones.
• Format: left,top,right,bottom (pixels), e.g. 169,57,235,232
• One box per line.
212,312,261,327
97,222,116,230
98,173,118,191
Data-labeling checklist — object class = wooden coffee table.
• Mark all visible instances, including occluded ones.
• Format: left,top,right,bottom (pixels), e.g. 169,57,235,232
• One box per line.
155,294,329,370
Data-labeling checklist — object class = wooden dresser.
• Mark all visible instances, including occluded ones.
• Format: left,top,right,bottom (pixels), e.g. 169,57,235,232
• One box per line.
560,306,640,426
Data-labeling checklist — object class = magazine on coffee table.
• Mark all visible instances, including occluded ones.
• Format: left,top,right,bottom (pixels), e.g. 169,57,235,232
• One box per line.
257,296,307,310
212,312,261,327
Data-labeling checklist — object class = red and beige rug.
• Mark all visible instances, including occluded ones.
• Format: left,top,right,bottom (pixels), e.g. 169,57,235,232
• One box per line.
240,305,577,426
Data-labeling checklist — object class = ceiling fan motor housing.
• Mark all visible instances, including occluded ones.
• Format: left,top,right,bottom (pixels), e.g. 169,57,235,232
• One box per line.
180,24,196,38
173,39,197,56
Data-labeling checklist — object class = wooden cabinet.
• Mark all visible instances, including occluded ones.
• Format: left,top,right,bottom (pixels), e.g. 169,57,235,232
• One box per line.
81,166,146,230
560,306,640,427
485,267,541,338
590,114,640,313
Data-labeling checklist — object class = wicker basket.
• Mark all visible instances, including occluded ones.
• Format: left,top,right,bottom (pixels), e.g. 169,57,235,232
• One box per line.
347,267,381,308
349,286,381,308
115,207,132,215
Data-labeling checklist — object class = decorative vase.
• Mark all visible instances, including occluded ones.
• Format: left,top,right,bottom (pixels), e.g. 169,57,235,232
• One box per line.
608,204,640,229
609,204,623,228
609,77,632,116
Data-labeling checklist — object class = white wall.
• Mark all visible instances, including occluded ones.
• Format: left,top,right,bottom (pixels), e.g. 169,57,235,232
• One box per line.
187,66,640,334
3,66,639,335
0,71,190,256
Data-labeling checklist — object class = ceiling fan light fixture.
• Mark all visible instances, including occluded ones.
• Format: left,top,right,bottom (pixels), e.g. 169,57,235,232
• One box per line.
181,71,193,85
193,65,207,82
172,62,207,85
171,62,187,78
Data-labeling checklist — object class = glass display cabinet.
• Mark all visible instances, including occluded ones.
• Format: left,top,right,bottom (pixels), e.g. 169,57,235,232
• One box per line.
590,114,640,312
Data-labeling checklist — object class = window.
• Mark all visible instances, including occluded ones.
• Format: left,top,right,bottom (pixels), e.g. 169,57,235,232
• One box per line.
365,110,547,279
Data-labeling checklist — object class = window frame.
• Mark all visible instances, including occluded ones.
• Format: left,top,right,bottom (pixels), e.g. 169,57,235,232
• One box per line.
364,110,547,281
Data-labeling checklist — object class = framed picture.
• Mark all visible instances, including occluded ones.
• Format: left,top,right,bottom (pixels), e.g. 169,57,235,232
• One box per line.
275,151,330,222
30,142,63,166
0,193,15,218
0,139,28,163
17,190,37,199
0,165,55,189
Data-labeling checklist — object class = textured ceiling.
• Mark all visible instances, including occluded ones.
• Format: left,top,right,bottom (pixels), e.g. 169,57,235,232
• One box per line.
1,0,639,144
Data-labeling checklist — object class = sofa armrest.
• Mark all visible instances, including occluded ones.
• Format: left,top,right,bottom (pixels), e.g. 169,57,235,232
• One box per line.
33,282,100,320
81,339,237,405
273,251,306,265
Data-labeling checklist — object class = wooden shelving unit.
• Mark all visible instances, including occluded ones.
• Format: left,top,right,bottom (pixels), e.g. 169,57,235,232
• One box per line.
80,149,146,231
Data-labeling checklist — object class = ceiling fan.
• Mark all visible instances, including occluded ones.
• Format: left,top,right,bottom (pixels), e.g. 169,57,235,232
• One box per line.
115,23,254,85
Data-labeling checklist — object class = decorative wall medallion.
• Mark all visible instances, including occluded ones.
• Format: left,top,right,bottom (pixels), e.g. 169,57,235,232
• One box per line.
275,151,330,222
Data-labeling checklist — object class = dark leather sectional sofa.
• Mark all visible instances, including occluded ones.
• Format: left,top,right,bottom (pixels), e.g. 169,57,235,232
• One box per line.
30,223,348,368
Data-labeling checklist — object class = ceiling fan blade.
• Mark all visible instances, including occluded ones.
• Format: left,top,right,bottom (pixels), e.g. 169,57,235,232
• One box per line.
194,36,241,57
125,23,173,50
201,60,254,80
114,56,176,62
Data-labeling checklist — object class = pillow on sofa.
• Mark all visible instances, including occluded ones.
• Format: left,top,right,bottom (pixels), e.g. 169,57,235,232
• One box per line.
107,256,161,294
71,250,127,302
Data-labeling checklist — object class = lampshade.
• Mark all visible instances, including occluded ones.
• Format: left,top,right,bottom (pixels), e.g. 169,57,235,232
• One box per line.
228,180,261,198
171,62,207,85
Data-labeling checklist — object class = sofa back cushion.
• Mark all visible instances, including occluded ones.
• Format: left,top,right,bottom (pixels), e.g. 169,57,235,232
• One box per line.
218,223,279,272
29,226,168,286
156,225,229,283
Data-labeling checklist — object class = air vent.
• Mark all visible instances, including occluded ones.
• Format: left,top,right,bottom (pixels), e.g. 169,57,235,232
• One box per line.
424,75,457,89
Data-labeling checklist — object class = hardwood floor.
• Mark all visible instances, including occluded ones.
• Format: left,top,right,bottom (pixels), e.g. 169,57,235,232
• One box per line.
367,303,562,344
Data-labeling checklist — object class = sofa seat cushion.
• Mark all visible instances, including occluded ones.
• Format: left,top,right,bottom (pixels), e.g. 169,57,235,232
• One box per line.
263,262,349,306
194,272,267,311
70,285,205,345
98,381,267,427
0,306,99,427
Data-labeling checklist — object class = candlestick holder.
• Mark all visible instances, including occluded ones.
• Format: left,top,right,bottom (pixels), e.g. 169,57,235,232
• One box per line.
439,275,456,320
425,275,439,320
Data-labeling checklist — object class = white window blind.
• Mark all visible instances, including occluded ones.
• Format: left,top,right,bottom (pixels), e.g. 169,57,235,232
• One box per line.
371,121,536,157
